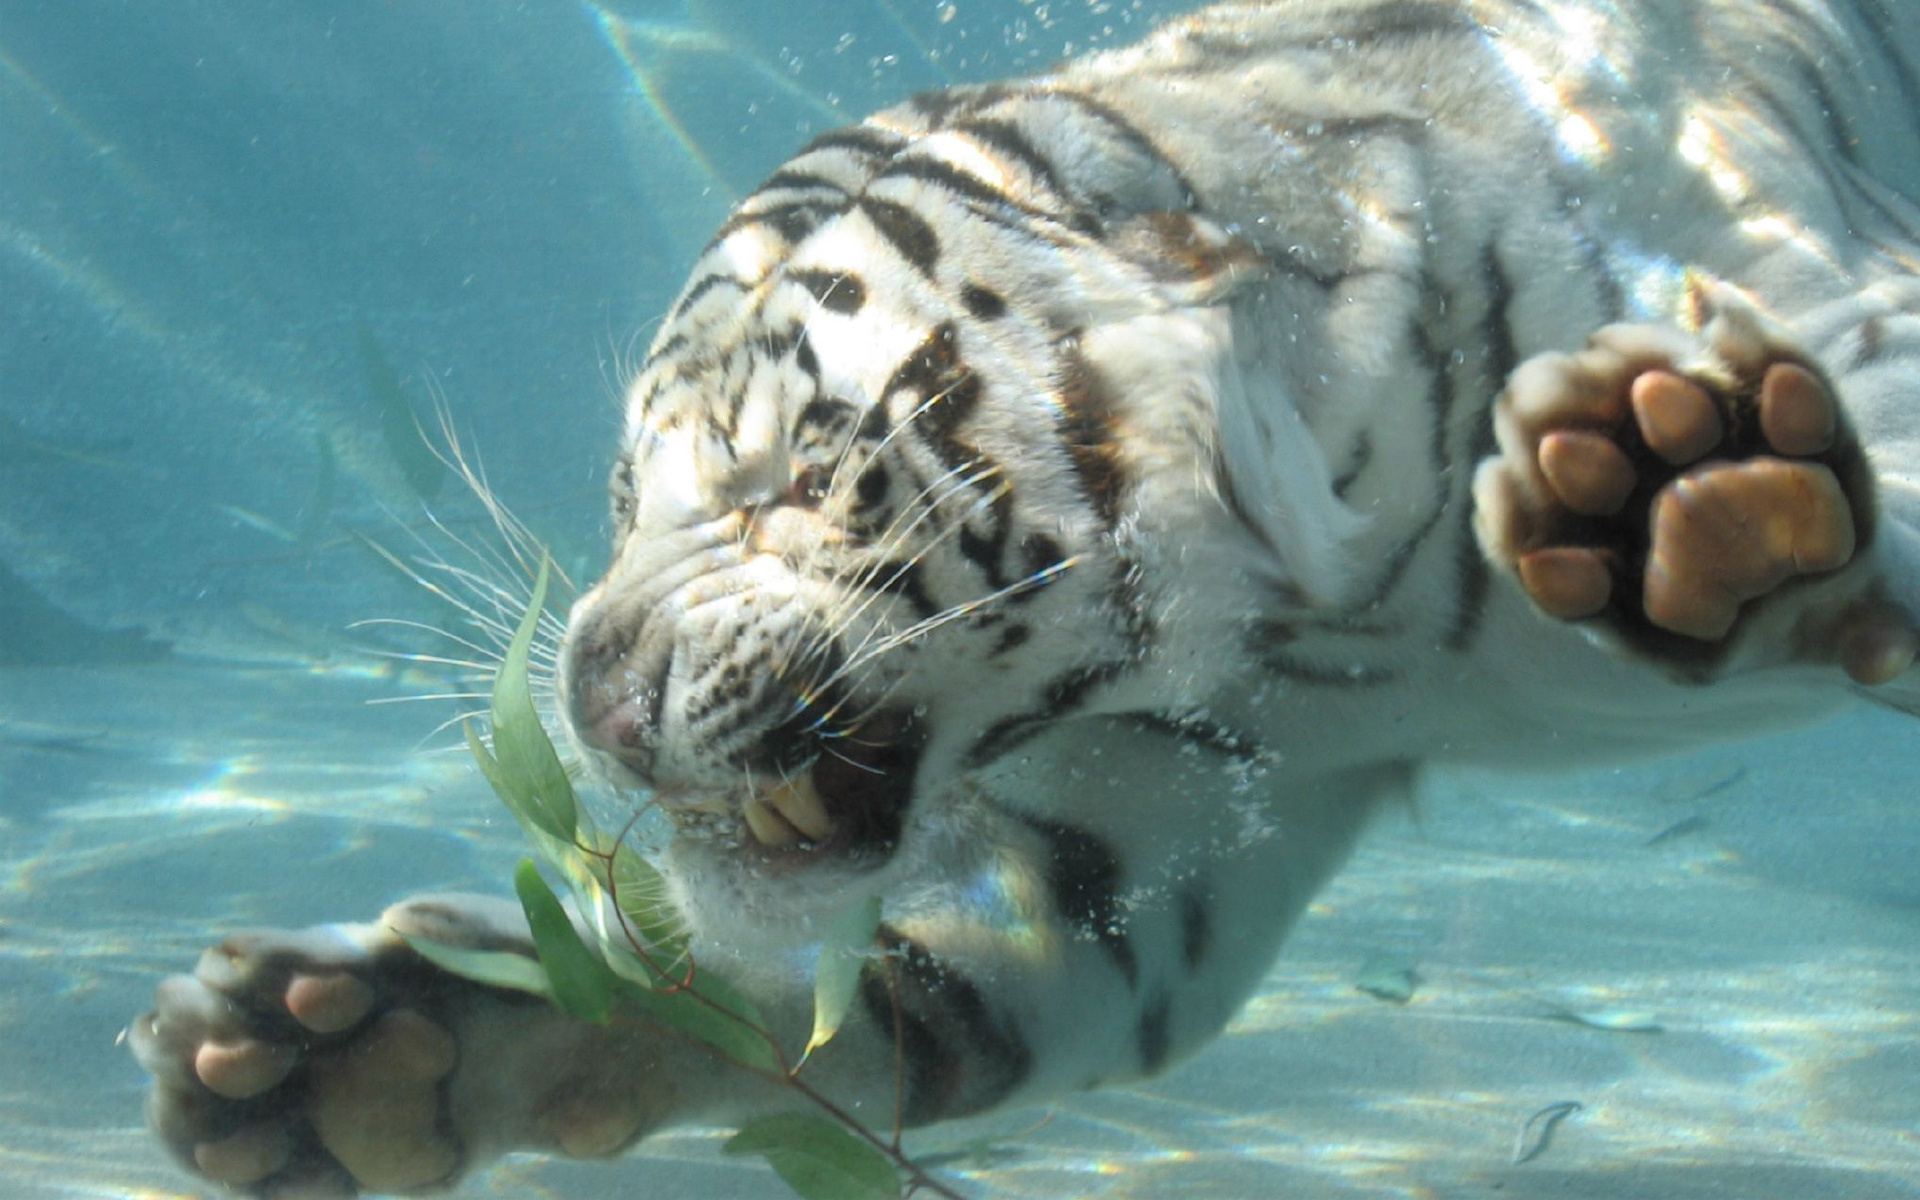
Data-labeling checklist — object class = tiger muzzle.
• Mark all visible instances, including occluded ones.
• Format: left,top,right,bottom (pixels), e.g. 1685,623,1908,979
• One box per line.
561,576,927,862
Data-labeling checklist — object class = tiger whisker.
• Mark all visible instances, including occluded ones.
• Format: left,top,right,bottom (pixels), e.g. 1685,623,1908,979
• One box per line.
809,464,1005,653
366,691,494,705
347,618,502,664
777,378,969,643
814,555,1075,697
774,455,1002,682
808,455,1006,636
803,471,1011,682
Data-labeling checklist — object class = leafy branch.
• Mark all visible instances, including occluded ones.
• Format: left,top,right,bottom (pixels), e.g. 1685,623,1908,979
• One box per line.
405,557,964,1200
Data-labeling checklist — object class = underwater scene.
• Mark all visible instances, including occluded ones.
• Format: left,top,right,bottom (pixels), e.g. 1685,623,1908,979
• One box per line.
3,1,1920,1196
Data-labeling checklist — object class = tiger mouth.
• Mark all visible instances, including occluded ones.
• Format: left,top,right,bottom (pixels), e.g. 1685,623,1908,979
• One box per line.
680,708,926,861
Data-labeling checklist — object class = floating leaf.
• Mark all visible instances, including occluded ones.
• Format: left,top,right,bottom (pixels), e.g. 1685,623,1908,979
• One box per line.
399,934,553,1000
1512,1099,1582,1165
803,894,881,1065
1544,1006,1663,1034
1354,952,1417,1004
482,559,577,844
724,1114,901,1200
515,859,615,1024
357,322,445,502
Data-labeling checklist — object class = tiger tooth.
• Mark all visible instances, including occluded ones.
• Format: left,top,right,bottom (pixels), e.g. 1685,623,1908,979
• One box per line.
764,772,832,842
743,796,800,848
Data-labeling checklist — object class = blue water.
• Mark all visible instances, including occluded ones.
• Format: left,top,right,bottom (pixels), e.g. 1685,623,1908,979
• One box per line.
2,2,1918,1197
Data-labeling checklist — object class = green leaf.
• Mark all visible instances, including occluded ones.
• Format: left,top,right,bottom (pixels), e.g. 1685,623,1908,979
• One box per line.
724,1114,901,1200
464,720,510,801
515,859,615,1024
399,933,553,1000
803,894,881,1065
610,847,691,975
615,974,780,1073
482,559,577,844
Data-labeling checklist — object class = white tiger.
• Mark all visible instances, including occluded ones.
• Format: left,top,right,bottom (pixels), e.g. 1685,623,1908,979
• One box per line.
131,0,1920,1193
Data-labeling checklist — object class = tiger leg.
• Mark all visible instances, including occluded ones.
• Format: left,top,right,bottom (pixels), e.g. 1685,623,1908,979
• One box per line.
1473,287,1919,683
129,894,741,1198
131,759,1391,1196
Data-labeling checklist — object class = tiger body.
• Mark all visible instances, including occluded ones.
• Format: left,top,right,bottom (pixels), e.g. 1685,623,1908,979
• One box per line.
570,0,1920,1113
135,0,1920,1191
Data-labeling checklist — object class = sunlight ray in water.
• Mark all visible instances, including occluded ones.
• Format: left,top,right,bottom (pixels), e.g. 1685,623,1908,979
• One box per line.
0,42,158,201
581,0,827,206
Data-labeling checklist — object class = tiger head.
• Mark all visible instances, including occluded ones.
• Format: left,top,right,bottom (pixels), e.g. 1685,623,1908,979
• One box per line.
557,103,1308,924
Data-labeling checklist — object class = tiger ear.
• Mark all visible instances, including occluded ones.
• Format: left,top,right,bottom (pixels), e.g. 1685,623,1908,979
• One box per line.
1111,211,1271,307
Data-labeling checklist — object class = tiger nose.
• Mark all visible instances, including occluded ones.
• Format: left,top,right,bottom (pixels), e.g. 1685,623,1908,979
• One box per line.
561,605,662,781
561,607,827,789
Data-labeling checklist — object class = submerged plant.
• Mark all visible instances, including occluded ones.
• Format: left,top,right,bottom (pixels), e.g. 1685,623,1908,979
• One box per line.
407,556,963,1200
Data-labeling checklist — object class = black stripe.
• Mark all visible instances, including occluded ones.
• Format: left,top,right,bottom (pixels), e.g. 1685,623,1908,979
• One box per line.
1447,245,1519,651
1120,711,1265,770
886,323,988,482
879,155,1027,213
715,199,843,245
1835,159,1920,253
786,268,866,315
1341,330,1450,611
1285,614,1405,637
667,273,748,321
965,659,1131,767
989,622,1031,656
1033,89,1202,209
1558,187,1627,323
955,493,1013,590
1213,458,1299,605
756,168,848,197
1053,337,1129,528
1011,532,1068,606
1331,429,1374,498
1018,815,1138,989
859,197,941,275
1137,992,1173,1076
1261,650,1401,687
792,331,819,379
859,926,1033,1123
1323,0,1492,46
860,559,941,620
906,82,1010,129
962,283,1007,320
888,324,978,428
1179,885,1212,973
798,123,909,161
954,116,1072,202
1856,315,1889,369
1189,0,1483,55
1788,58,1863,168
641,332,687,370
1727,65,1861,221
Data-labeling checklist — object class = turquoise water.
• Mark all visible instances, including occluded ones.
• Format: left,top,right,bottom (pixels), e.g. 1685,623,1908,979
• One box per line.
2,2,1918,1197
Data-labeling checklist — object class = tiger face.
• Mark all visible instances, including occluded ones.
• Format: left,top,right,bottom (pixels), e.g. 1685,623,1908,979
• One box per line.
554,115,1246,919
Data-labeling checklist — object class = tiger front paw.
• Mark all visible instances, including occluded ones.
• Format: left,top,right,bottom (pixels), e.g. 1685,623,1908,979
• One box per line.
128,895,677,1197
129,915,464,1197
1473,290,1915,683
